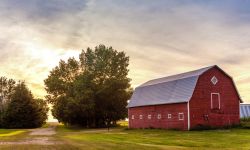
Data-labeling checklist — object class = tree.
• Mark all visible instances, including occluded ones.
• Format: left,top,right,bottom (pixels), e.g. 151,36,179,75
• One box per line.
0,77,16,105
0,77,16,127
2,82,48,128
45,45,132,127
35,98,50,126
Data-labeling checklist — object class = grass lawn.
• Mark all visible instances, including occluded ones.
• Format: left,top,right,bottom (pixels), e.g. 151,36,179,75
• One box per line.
58,126,250,150
0,129,28,142
1,121,250,149
0,129,26,137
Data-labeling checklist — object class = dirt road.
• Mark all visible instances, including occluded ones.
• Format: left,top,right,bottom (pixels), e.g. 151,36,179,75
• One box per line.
0,125,61,145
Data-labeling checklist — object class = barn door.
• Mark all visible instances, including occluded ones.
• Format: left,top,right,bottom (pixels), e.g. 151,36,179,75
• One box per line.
211,93,220,109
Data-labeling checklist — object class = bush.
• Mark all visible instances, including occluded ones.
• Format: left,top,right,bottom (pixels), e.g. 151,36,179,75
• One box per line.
241,117,250,122
240,117,250,129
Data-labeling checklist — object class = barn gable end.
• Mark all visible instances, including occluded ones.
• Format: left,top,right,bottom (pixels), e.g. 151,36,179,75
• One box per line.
189,66,241,129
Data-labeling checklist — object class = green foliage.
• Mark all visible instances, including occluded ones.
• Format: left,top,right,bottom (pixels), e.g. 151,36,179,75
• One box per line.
0,80,48,128
0,77,16,100
45,45,132,127
240,117,250,122
240,117,250,129
0,77,16,127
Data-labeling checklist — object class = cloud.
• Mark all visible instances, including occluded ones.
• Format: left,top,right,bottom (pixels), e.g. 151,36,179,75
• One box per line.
0,0,87,21
1,0,250,102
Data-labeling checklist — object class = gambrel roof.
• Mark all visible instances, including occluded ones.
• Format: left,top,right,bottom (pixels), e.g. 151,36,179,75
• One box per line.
127,65,242,108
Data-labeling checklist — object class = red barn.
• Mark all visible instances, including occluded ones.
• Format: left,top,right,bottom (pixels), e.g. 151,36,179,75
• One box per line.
127,65,242,130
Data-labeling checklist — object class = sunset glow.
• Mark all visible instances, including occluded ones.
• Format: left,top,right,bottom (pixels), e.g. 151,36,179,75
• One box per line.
1,0,250,113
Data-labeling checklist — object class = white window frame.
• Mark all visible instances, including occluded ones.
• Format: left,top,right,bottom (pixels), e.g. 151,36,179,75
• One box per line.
211,93,220,109
139,115,143,120
168,114,172,119
178,113,184,120
148,114,151,119
157,114,161,119
131,115,134,120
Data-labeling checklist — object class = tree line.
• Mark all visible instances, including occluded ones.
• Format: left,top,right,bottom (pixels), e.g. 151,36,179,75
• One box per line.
0,45,132,128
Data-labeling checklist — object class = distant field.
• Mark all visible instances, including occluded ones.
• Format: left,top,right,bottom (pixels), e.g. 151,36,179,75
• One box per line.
1,121,250,149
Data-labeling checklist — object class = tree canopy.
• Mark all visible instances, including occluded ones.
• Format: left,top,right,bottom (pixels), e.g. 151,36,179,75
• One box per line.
0,77,16,103
44,45,132,127
0,77,16,126
0,78,48,128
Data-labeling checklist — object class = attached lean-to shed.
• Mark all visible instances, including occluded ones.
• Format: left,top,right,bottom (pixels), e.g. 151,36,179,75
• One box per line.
127,65,242,130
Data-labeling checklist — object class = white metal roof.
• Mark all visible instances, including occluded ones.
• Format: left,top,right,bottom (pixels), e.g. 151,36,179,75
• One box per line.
127,66,214,108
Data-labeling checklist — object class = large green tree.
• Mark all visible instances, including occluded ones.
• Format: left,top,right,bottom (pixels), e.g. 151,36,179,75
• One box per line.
45,45,132,127
2,82,48,128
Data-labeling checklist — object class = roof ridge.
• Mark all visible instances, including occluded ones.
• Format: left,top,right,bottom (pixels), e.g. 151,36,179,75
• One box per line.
139,65,215,88
138,75,198,88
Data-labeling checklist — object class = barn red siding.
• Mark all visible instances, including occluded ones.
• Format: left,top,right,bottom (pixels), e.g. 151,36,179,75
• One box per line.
128,103,188,130
189,67,240,129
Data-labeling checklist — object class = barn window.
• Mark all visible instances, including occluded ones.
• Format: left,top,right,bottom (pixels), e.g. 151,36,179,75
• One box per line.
211,76,218,85
168,114,172,119
131,115,134,120
139,115,143,119
157,114,161,119
211,93,220,109
178,113,184,120
148,114,151,119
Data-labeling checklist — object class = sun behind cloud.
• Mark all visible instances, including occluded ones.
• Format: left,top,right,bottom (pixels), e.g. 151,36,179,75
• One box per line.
0,0,250,104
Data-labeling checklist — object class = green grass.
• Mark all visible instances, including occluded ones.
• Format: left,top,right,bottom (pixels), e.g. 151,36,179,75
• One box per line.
0,130,30,143
117,120,128,127
60,127,250,150
0,130,26,137
0,145,80,150
1,121,250,149
0,129,27,138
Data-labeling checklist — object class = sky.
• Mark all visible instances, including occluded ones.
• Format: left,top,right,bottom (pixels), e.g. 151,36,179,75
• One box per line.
1,0,250,121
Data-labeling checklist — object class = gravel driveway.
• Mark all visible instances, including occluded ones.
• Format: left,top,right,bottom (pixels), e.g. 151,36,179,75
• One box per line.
29,126,56,136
